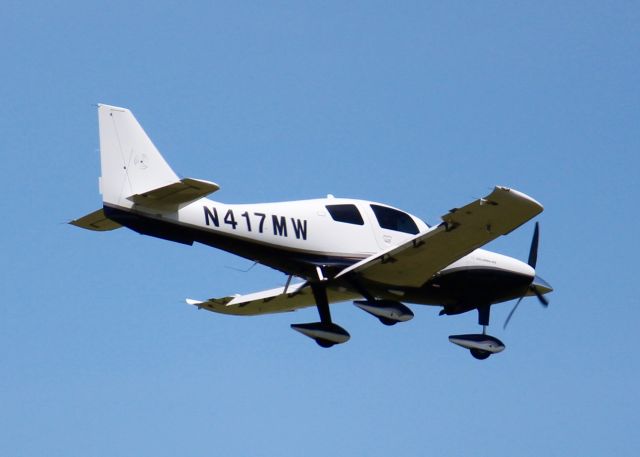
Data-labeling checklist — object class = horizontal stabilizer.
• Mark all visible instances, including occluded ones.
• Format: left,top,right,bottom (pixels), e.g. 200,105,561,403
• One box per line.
70,208,122,231
128,177,220,211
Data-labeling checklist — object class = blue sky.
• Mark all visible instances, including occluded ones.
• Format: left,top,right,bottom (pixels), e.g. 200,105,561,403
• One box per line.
1,1,638,455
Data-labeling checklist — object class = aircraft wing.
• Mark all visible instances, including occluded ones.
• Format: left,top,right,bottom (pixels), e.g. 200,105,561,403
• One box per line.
335,186,543,287
187,282,360,316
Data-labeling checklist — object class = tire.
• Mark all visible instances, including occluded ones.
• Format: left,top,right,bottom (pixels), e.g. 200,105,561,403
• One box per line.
316,339,335,348
470,348,491,360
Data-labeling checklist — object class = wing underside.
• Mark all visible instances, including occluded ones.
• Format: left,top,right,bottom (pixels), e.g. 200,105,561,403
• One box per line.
187,282,360,316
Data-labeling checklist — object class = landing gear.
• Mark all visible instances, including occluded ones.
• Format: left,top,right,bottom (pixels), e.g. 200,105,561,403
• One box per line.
290,322,350,347
290,282,350,348
316,339,334,349
379,317,397,326
470,348,491,360
448,305,506,360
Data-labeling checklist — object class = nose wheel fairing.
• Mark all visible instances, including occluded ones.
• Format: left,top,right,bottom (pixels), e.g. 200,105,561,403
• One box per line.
449,334,505,359
448,304,505,360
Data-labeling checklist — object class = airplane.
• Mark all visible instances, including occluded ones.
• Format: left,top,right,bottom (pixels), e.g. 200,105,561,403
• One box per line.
71,104,553,360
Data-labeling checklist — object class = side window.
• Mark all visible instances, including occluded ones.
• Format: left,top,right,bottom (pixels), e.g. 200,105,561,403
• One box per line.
326,204,365,225
370,204,419,234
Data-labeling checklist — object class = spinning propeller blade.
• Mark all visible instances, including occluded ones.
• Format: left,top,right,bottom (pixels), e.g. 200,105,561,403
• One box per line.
528,222,539,269
503,222,550,328
532,285,549,307
503,297,524,329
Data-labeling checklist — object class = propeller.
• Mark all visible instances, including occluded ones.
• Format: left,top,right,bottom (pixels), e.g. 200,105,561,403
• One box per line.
503,222,550,329
528,222,539,268
503,296,524,329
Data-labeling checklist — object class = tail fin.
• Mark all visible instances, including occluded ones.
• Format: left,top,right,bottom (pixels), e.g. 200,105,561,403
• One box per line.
96,104,219,212
98,104,180,208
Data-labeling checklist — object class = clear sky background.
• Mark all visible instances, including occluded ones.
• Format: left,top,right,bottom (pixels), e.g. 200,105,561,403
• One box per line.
1,1,638,456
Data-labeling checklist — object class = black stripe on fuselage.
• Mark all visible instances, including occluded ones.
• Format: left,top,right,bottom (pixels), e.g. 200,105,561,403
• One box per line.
103,205,363,277
357,266,533,309
381,267,533,307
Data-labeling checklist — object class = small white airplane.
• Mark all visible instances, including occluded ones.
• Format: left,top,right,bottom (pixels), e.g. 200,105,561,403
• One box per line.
72,104,553,359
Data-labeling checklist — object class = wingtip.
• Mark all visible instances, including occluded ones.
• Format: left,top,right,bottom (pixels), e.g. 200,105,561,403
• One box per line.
495,186,544,212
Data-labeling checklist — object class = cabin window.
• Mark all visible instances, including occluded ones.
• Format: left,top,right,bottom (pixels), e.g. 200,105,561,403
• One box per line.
370,204,419,234
326,204,365,225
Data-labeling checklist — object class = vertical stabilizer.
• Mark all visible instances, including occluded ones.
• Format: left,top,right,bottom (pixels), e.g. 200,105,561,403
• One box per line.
98,104,179,208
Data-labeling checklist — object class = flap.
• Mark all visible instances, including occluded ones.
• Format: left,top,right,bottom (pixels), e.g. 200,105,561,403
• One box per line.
128,177,220,211
335,186,543,287
70,208,122,231
187,283,360,316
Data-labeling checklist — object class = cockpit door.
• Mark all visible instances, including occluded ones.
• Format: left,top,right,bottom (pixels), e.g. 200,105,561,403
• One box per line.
365,204,421,250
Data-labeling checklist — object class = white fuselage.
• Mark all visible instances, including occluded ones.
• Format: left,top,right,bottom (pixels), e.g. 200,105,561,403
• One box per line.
112,195,533,298
173,196,424,258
